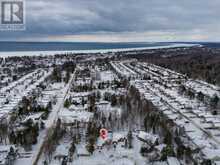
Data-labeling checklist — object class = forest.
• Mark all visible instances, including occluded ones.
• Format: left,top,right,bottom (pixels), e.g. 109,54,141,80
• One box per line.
126,47,220,85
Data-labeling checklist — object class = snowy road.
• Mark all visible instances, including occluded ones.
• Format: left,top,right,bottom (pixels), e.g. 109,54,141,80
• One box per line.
30,72,75,165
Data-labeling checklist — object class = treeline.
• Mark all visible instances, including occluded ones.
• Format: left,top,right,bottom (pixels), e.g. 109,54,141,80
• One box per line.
127,47,220,85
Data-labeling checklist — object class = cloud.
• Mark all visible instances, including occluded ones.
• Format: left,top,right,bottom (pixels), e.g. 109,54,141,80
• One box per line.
1,0,220,41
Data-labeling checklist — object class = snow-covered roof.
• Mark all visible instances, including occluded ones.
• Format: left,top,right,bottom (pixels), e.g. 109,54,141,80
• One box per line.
99,71,115,82
21,112,44,124
167,157,181,165
60,109,93,123
69,103,88,110
137,131,158,144
203,148,220,160
112,132,126,142
76,145,90,156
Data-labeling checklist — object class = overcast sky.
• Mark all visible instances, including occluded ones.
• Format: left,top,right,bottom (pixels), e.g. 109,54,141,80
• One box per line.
1,0,220,42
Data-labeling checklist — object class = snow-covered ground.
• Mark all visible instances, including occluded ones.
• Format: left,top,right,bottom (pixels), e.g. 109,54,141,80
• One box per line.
73,133,147,165
2,56,220,165
131,77,220,162
112,60,220,163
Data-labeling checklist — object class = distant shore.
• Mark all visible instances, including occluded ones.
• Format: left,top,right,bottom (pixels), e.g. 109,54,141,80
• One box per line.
0,43,201,58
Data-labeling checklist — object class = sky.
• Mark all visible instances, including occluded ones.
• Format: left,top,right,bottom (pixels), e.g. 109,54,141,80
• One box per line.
0,0,220,42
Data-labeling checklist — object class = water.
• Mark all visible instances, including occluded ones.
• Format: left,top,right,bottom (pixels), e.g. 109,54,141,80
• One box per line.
0,42,173,52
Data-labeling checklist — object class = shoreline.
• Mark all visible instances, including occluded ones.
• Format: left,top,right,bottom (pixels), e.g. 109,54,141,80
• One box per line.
0,43,201,58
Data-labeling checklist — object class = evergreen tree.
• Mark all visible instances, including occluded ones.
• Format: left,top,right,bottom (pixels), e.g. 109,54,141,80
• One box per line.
197,92,204,101
210,95,219,109
127,131,133,149
160,145,175,161
65,71,71,83
64,99,71,108
111,95,117,106
86,137,95,154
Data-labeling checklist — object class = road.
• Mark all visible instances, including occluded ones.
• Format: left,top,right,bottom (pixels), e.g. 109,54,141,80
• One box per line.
31,71,75,165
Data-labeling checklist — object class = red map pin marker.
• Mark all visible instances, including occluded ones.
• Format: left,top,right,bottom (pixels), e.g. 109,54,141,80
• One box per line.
100,128,108,140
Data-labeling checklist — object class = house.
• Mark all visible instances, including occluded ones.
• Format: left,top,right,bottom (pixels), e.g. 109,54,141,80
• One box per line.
60,109,93,126
21,112,44,124
69,104,88,112
202,148,220,162
137,131,159,146
54,145,69,162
